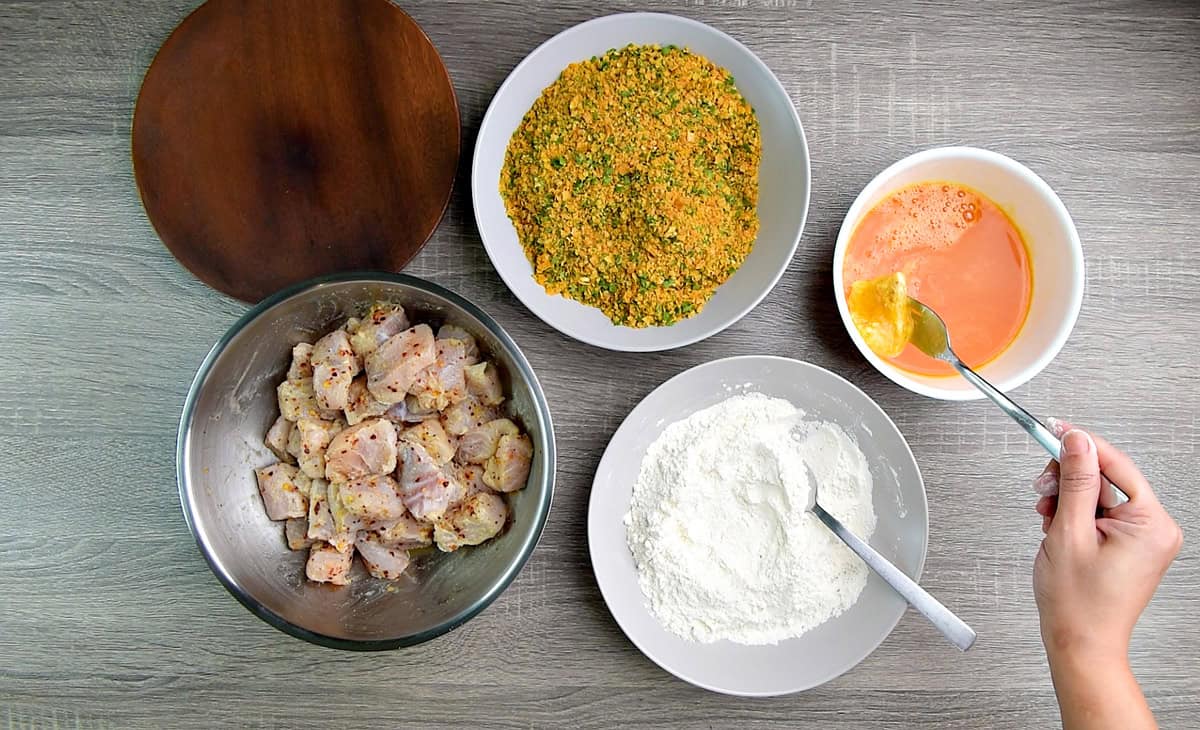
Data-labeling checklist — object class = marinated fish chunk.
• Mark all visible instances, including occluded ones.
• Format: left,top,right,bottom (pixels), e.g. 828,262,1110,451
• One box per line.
338,474,407,523
278,378,339,423
287,343,314,381
255,463,308,520
306,478,335,542
265,415,294,463
483,433,533,493
434,492,508,552
295,417,345,480
397,442,464,521
373,511,434,548
306,542,352,585
409,338,471,411
441,396,500,437
285,517,315,550
348,304,410,360
324,418,398,483
366,324,436,404
436,324,480,361
311,330,361,411
454,463,493,499
354,532,411,580
324,480,359,553
401,419,455,465
464,362,504,406
343,376,390,426
456,418,519,464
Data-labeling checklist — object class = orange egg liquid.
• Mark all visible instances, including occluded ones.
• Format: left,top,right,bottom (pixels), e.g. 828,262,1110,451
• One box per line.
843,182,1032,376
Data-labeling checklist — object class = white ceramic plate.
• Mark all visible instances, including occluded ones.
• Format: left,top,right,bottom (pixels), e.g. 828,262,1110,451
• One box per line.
588,356,928,696
471,13,810,351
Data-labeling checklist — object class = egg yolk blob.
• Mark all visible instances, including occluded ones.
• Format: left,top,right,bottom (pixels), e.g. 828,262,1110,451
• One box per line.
848,272,913,358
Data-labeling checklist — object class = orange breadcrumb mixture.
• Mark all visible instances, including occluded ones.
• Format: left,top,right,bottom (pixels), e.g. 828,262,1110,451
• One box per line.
500,45,761,328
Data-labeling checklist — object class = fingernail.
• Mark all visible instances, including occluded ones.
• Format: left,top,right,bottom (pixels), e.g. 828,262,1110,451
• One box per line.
1033,472,1059,496
1061,429,1094,457
1046,417,1068,437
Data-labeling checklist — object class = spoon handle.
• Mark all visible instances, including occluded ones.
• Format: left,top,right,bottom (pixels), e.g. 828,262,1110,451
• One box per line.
948,359,1130,505
812,503,976,651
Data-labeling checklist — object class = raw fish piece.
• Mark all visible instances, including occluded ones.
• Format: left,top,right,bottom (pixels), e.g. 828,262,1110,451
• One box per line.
435,324,480,361
483,433,533,493
385,394,439,425
311,330,361,411
343,376,390,425
338,474,407,523
255,463,308,520
409,338,471,411
348,305,410,360
286,420,303,461
277,378,339,422
285,517,315,550
306,478,335,541
441,396,500,437
326,480,360,549
373,511,434,548
354,532,411,579
306,542,352,585
397,442,464,521
456,418,519,464
401,419,455,465
454,463,493,499
287,343,314,381
464,362,504,406
434,492,508,552
265,415,294,463
324,418,398,483
295,417,345,480
366,324,436,404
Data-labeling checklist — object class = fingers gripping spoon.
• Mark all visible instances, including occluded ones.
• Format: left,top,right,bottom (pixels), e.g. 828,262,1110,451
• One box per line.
803,465,977,651
907,298,1129,506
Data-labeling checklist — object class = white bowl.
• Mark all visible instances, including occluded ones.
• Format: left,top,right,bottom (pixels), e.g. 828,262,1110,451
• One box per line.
589,356,929,696
472,13,810,352
832,146,1084,400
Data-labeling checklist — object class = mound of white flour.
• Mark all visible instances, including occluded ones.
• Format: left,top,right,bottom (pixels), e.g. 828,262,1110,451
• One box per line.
624,393,876,645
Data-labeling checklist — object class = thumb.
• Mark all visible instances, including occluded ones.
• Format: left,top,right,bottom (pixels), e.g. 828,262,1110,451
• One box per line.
1053,429,1101,534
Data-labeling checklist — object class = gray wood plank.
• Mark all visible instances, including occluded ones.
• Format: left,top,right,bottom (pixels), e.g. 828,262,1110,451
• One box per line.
1,0,1197,727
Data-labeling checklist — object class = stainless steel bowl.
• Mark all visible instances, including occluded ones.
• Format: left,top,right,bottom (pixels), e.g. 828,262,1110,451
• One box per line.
177,272,556,649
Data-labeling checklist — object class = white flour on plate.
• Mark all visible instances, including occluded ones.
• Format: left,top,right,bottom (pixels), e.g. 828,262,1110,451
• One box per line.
623,393,876,645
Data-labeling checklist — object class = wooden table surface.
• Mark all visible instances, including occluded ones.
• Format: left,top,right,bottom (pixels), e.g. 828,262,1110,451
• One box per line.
2,1,1197,727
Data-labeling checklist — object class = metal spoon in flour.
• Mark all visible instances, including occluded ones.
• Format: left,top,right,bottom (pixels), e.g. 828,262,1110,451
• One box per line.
803,464,977,651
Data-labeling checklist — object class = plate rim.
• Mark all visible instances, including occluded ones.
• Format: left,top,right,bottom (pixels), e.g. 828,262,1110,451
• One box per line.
470,11,811,352
586,354,929,696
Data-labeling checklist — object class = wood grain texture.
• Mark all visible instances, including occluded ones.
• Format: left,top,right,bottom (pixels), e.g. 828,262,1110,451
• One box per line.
1,0,1198,727
132,0,461,302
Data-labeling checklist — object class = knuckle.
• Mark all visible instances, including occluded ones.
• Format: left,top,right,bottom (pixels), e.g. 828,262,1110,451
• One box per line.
1057,471,1096,493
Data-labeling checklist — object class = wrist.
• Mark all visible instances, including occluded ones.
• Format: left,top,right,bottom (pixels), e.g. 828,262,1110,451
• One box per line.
1042,622,1131,669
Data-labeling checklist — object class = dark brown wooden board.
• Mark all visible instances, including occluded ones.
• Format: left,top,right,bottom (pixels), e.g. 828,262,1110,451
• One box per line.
132,0,461,302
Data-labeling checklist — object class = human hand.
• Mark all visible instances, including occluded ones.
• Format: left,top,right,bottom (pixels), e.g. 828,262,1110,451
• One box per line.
1032,422,1182,663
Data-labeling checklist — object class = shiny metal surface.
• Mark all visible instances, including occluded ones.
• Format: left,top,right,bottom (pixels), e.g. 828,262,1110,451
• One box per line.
908,298,1128,505
177,272,556,650
803,464,976,652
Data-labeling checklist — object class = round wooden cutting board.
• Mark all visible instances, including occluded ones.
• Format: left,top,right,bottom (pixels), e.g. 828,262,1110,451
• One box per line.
132,0,461,302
